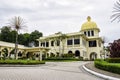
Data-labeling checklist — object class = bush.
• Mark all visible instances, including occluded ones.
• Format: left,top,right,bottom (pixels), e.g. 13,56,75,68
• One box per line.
106,58,120,63
45,57,81,61
0,60,45,65
94,60,120,74
61,53,74,58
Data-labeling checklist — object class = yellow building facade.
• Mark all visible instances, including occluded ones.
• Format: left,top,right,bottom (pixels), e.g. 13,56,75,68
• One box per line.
38,16,103,60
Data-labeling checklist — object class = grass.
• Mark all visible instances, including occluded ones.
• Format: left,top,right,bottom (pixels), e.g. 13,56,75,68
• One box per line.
94,60,120,74
0,60,45,65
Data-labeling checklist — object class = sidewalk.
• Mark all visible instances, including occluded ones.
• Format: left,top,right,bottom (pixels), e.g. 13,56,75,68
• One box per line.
84,62,120,79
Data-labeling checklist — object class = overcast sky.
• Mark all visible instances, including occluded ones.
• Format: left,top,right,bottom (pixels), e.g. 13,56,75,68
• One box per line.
0,0,119,44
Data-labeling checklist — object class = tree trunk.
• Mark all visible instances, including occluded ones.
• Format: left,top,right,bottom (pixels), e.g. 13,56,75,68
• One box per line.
15,31,18,60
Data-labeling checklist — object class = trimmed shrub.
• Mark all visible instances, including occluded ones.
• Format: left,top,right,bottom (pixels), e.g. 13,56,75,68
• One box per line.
106,58,120,63
45,57,81,61
0,60,45,65
94,60,120,74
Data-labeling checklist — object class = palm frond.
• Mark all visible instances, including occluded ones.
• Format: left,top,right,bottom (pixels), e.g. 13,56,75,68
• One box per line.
9,16,27,31
111,0,120,22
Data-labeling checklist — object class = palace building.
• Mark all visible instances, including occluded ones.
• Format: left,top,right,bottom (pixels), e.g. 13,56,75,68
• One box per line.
37,16,103,60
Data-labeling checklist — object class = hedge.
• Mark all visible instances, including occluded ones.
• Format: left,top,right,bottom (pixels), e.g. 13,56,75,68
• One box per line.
0,60,45,65
45,57,82,61
94,60,120,74
106,58,120,63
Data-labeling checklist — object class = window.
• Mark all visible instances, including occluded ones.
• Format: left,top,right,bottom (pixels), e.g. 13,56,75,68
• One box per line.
67,39,73,45
74,39,80,45
57,40,60,46
46,42,49,47
41,43,43,46
51,41,54,46
84,32,86,36
88,31,90,36
91,31,94,36
42,42,45,47
89,40,97,47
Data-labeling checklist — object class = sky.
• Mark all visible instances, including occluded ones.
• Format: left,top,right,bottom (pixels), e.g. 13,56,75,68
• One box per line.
0,0,119,44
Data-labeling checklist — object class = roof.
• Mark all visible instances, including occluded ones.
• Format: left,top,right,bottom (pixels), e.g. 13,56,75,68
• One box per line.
0,41,26,48
38,32,83,40
81,16,100,31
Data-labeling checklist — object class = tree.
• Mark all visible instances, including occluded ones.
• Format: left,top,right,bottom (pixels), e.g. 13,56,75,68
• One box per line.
0,26,11,42
111,0,120,22
23,33,30,46
18,34,26,45
101,36,109,59
29,30,43,47
10,30,17,43
9,16,27,59
54,32,67,55
109,39,120,58
59,33,67,55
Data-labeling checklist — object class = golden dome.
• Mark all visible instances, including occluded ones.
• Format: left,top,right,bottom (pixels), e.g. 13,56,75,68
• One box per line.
81,16,100,31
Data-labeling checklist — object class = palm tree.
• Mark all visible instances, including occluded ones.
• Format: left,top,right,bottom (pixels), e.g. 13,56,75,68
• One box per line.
9,16,26,59
56,32,67,55
111,0,120,22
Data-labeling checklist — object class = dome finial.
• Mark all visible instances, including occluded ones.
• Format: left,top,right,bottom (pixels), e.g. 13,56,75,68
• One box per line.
87,16,91,21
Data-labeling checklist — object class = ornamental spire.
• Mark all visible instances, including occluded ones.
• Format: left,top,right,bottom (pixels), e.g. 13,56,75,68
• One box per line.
87,16,91,22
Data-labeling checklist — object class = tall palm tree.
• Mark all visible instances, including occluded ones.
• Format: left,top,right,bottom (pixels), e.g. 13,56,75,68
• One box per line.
9,16,26,59
111,0,120,22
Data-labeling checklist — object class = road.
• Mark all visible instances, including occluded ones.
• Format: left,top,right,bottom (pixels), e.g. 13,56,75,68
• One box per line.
0,61,104,80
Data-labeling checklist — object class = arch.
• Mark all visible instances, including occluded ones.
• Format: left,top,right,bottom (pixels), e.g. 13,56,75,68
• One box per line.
68,51,73,54
18,51,22,57
26,52,33,58
90,52,97,60
75,50,80,57
2,48,8,57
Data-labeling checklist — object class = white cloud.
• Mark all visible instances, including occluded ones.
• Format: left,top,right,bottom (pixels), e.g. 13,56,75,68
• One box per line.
0,0,120,44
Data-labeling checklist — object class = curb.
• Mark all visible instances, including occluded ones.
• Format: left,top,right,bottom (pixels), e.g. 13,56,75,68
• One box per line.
82,65,120,80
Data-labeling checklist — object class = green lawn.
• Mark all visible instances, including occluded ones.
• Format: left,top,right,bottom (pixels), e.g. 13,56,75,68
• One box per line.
0,60,45,65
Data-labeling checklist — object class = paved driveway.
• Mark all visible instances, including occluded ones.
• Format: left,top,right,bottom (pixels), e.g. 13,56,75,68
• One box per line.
0,61,104,80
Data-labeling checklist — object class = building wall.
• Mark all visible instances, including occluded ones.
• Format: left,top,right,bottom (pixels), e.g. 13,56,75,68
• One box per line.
39,30,103,60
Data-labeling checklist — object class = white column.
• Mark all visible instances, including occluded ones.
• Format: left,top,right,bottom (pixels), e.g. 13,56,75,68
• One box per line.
40,50,42,61
45,41,46,47
39,41,41,47
72,37,74,48
80,37,82,46
49,40,51,48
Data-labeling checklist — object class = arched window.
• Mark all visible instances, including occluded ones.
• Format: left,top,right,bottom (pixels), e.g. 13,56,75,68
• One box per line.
68,51,73,54
90,52,97,60
75,50,80,56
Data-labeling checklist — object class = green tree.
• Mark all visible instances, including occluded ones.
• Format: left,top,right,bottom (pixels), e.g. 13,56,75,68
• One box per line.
9,16,27,59
23,33,30,46
29,30,43,46
18,34,26,45
10,30,17,43
109,39,120,58
111,0,120,22
0,26,11,42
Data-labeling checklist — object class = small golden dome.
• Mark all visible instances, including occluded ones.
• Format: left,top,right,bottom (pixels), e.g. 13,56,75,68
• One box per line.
81,16,100,31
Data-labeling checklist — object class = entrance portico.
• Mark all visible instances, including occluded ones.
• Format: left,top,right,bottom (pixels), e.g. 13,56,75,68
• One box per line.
0,41,50,61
